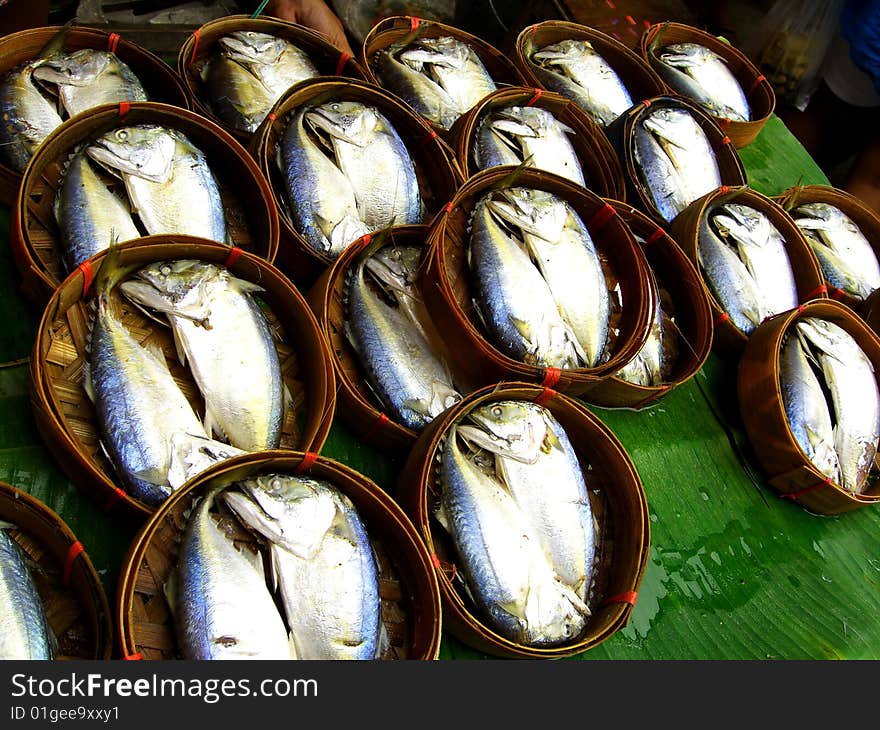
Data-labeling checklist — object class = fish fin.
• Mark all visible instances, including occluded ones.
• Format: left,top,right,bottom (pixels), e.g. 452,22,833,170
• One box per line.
163,568,178,619
82,361,95,403
203,405,228,443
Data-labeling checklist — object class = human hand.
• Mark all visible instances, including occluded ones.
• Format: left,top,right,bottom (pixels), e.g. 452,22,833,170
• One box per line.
264,0,356,58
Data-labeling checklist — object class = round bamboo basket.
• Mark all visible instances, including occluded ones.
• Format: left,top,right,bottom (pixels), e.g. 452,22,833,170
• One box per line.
513,20,667,127
639,22,775,148
604,94,747,229
13,100,280,310
585,200,714,409
306,225,474,455
737,299,880,514
0,481,113,659
668,185,827,358
0,24,190,206
177,14,369,145
250,76,463,290
774,184,880,316
361,15,529,137
30,237,336,521
422,165,656,396
395,382,650,659
116,450,443,660
445,85,626,201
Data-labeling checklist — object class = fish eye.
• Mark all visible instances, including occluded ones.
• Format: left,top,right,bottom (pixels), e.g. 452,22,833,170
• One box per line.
115,129,128,141
491,405,503,418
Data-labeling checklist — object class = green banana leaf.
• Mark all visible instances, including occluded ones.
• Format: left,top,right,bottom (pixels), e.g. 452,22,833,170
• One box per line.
2,114,878,661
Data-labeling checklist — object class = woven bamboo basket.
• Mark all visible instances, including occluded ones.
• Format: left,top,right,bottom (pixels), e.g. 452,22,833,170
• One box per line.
639,22,776,148
422,165,656,396
0,24,190,206
306,225,474,455
250,76,463,290
737,299,880,514
395,382,650,659
361,15,529,137
604,95,747,229
29,237,336,522
668,185,827,358
774,184,880,316
445,85,626,201
863,288,880,336
177,14,369,146
0,481,113,659
116,450,443,660
585,200,714,409
13,100,280,310
513,20,667,128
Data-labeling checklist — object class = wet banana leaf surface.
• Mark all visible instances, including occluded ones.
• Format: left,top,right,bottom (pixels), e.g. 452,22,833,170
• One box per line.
2,115,878,661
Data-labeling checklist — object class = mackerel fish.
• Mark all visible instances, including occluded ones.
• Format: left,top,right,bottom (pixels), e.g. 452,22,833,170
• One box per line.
615,285,679,386
54,147,140,272
487,187,608,367
86,124,228,243
0,524,55,660
276,106,370,258
374,35,497,130
796,317,880,493
468,190,582,370
779,329,841,484
792,202,880,301
119,260,285,453
634,106,722,222
473,105,586,186
221,474,385,660
650,42,750,122
31,48,147,119
173,487,293,660
455,400,597,603
435,419,591,646
528,39,633,126
305,101,423,229
344,241,461,431
201,31,319,133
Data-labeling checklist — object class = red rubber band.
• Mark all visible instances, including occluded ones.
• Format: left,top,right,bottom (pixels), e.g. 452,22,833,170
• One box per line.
409,16,421,31
335,52,352,76
424,128,439,141
267,111,277,121
829,286,847,300
780,477,832,501
224,246,242,269
541,367,561,388
533,387,557,408
79,260,94,297
601,590,638,607
718,117,731,131
295,452,319,474
625,15,636,25
430,554,456,581
102,486,127,512
118,101,130,117
107,33,120,54
644,227,665,246
357,232,372,249
123,653,143,660
189,29,200,65
714,311,730,325
631,385,671,409
529,24,538,34
721,136,732,145
750,74,767,95
803,284,828,300
526,88,544,107
62,541,84,586
643,19,652,28
719,185,730,195
360,413,391,445
588,203,616,232
641,99,652,109
443,201,454,214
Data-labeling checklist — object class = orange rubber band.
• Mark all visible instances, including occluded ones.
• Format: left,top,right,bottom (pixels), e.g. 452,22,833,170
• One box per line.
601,590,638,607
124,653,143,660
79,260,94,297
780,477,832,501
526,88,543,107
533,387,557,408
803,284,828,300
102,486,127,512
224,246,242,269
118,101,130,116
335,52,352,76
409,16,421,31
588,203,616,232
541,367,561,388
62,541,84,586
644,227,665,246
360,413,391,445
714,311,730,325
295,452,319,474
107,33,120,54
189,29,200,65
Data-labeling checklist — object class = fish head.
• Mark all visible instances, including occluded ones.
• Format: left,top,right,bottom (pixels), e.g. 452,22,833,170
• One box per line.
488,187,568,242
31,49,112,88
87,124,176,182
364,243,421,293
220,31,286,64
400,36,470,70
531,39,595,66
459,400,551,463
305,100,377,146
123,259,221,311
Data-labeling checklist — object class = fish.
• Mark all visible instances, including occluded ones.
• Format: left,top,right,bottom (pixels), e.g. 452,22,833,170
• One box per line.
634,106,722,222
54,147,140,272
344,241,461,431
468,190,583,370
710,202,798,319
615,288,671,386
388,36,497,130
455,400,597,602
118,260,285,453
172,487,293,660
487,187,608,366
276,106,370,258
650,42,750,122
305,101,423,230
201,31,319,134
697,202,764,334
31,48,148,119
473,105,586,186
779,329,841,484
221,474,385,660
86,124,228,243
796,317,880,493
0,524,55,660
86,261,239,506
792,202,880,301
435,419,590,646
528,39,633,126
